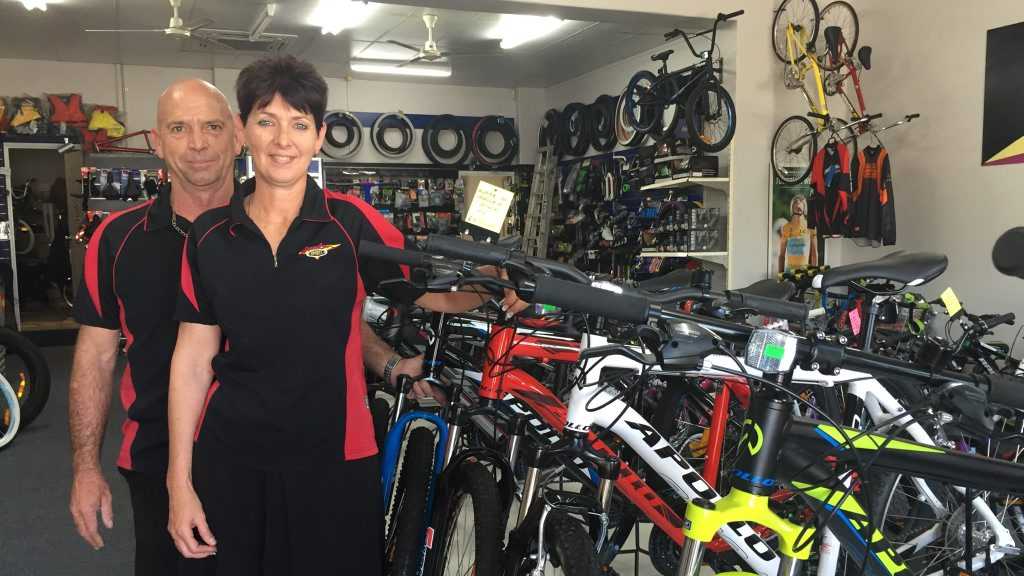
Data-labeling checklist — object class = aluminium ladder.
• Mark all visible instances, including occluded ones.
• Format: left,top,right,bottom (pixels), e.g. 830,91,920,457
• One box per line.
522,146,556,258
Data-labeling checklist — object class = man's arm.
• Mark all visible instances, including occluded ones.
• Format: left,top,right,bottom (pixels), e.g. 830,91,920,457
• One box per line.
361,318,441,400
68,326,121,549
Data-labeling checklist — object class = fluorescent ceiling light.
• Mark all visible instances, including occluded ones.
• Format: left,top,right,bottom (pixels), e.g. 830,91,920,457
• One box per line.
310,0,377,35
350,59,451,78
489,14,564,50
21,0,47,11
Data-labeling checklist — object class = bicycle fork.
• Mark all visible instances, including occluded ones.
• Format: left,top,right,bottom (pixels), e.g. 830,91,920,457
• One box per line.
676,391,814,576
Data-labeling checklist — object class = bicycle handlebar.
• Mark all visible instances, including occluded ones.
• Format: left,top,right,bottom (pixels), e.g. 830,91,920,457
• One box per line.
718,10,744,21
531,276,653,324
724,290,809,324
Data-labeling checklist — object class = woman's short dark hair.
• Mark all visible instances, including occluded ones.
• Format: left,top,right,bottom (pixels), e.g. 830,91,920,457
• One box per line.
236,55,328,130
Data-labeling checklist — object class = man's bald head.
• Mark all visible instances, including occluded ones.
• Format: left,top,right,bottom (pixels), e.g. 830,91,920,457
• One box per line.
152,78,241,193
157,78,233,126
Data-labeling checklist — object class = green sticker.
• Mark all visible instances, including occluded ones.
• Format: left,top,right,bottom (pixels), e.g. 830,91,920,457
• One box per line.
764,344,785,360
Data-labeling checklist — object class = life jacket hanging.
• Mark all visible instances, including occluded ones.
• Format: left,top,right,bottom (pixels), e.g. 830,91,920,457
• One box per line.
48,94,88,126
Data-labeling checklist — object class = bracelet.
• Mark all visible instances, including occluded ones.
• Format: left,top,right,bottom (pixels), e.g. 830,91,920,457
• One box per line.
383,354,402,385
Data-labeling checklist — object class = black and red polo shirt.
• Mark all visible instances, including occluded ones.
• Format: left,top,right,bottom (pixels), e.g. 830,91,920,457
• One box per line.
75,185,207,475
177,177,411,469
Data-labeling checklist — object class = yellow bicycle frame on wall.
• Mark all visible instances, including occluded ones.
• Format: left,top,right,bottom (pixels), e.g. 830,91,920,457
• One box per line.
785,23,830,131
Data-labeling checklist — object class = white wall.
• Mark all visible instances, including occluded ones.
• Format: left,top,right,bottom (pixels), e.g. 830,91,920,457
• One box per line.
4,59,525,164
813,1,1024,336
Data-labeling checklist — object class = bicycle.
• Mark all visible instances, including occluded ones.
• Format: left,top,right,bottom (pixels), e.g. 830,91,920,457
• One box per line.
0,372,20,449
622,10,742,152
366,236,1024,576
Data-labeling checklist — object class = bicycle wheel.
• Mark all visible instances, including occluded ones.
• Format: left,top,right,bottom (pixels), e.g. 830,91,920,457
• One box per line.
0,327,51,429
386,426,436,576
0,374,20,449
429,461,503,576
772,0,820,63
504,511,601,576
772,115,818,184
615,87,647,148
623,70,660,135
817,1,860,71
685,84,736,153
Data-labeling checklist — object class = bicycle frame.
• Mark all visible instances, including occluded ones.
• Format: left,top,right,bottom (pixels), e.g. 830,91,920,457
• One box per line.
785,23,829,129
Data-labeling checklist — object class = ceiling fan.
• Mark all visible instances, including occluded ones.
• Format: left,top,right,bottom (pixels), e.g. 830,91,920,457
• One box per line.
85,0,296,51
385,14,496,67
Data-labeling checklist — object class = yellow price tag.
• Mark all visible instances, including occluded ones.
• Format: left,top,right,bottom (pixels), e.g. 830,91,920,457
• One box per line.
940,287,962,316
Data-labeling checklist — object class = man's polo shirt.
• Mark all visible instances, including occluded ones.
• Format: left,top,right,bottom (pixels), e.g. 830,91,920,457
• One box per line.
75,185,203,475
177,177,411,469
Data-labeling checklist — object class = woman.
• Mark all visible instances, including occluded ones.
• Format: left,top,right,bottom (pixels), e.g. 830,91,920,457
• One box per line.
167,55,518,574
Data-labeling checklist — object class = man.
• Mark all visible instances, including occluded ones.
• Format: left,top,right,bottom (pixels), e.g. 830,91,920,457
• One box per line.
67,78,425,575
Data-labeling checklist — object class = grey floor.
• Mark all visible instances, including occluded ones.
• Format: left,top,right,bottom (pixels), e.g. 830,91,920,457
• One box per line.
0,346,664,576
1,346,134,576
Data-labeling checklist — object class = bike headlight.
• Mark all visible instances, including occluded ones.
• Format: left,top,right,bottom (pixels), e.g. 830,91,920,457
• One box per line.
745,329,799,374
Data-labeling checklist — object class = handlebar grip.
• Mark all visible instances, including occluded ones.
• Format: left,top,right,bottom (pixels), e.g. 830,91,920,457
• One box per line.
981,374,1024,410
359,241,435,268
867,113,884,121
725,291,809,323
987,312,1016,330
906,113,921,120
531,276,650,324
424,235,510,266
718,10,744,21
664,28,684,41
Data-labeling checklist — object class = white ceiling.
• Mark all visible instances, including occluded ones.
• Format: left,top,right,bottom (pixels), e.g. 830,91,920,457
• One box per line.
0,0,708,87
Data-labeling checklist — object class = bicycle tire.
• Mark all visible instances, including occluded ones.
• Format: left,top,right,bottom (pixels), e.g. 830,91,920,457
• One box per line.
623,70,660,135
428,461,503,576
558,102,591,157
817,1,859,72
772,0,821,63
386,426,436,576
615,87,647,148
371,395,391,451
772,115,818,184
0,327,51,429
0,373,20,450
504,511,601,576
685,83,736,153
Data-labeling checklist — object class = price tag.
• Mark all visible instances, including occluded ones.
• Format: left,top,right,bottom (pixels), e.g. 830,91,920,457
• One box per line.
939,287,962,317
464,181,515,233
849,306,862,336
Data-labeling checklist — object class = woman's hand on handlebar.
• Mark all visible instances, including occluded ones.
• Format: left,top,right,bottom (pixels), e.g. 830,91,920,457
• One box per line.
498,268,530,315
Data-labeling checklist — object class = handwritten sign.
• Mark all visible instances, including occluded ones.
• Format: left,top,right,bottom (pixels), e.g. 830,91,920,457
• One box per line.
464,181,514,233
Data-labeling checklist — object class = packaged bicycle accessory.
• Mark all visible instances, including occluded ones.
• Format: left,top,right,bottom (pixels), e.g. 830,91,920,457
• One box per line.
689,154,719,177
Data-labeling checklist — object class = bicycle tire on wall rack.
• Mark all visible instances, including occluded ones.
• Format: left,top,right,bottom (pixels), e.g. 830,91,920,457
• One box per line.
471,115,518,167
422,114,470,167
558,102,591,157
589,95,618,152
321,111,364,159
372,111,416,159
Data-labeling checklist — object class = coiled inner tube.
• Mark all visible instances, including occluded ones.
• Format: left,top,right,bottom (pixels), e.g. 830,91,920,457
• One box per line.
423,114,469,166
539,108,561,149
559,102,591,157
589,95,617,152
372,112,415,158
322,111,363,159
471,115,518,167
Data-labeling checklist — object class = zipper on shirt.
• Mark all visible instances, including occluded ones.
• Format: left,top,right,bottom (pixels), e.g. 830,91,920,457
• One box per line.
273,252,278,268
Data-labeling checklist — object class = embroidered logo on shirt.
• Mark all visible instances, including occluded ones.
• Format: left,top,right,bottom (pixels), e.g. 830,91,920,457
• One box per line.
299,243,341,260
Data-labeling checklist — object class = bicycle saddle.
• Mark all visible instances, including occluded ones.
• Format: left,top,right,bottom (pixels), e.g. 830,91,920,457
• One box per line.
637,268,694,292
824,26,843,58
735,278,796,301
651,49,674,63
857,46,872,70
813,252,948,290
